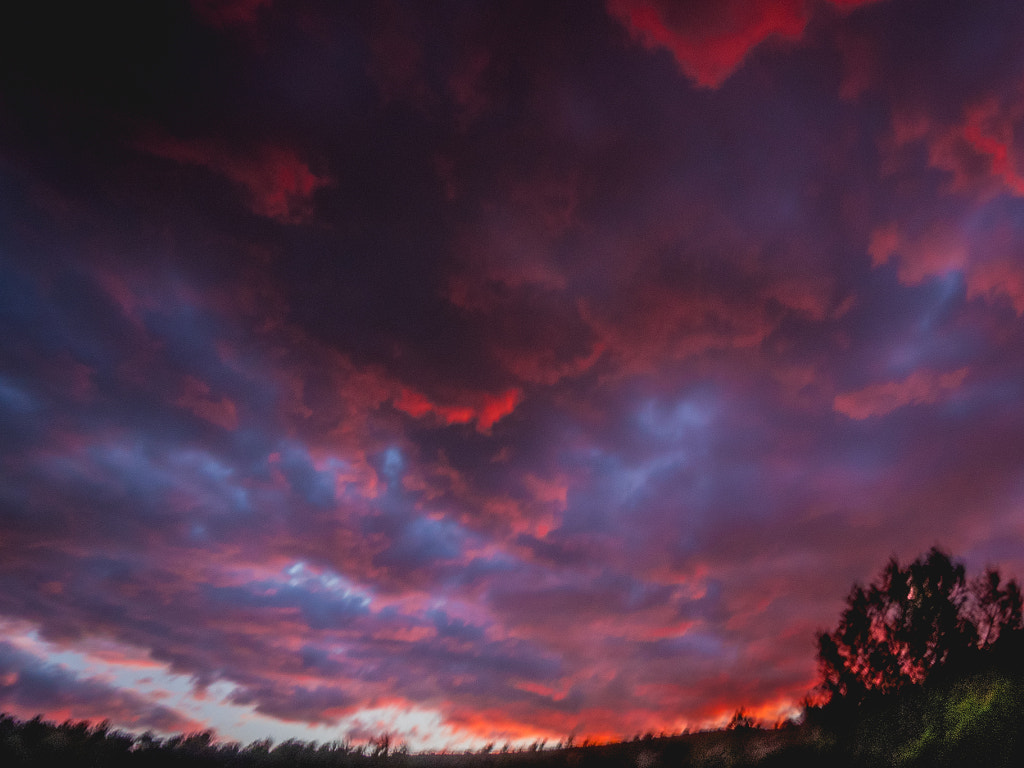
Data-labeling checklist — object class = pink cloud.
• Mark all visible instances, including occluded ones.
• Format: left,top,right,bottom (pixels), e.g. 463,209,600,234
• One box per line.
138,135,330,223
834,367,969,419
867,221,968,284
867,158,1024,314
967,259,1024,315
606,0,881,88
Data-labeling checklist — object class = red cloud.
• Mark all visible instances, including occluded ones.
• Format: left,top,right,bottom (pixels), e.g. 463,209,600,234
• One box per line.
900,93,1024,205
887,90,1024,202
834,367,969,419
476,389,523,431
607,0,881,88
943,98,1024,196
139,135,330,223
393,387,522,433
876,94,1024,314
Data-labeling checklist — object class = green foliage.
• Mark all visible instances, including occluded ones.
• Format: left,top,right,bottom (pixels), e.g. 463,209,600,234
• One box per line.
843,670,1024,767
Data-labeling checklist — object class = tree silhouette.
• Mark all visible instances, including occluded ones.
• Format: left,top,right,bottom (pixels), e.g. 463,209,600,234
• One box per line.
970,567,1024,651
817,547,1024,702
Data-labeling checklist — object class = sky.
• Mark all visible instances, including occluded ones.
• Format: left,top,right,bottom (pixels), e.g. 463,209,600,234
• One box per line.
2,0,1024,752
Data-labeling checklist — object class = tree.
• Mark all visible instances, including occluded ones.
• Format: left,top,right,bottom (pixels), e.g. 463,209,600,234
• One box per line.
817,548,1024,702
970,567,1024,651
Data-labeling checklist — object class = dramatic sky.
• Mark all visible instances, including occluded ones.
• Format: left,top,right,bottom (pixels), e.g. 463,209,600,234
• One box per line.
3,0,1024,751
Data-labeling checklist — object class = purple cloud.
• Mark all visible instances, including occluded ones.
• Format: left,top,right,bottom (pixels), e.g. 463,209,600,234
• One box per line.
2,0,1024,750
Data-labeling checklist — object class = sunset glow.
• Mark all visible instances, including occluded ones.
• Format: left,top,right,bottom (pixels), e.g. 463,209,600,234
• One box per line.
2,0,1024,752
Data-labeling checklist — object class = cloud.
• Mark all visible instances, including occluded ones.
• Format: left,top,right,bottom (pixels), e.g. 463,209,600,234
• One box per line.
6,0,1024,751
392,387,522,433
228,683,354,724
869,90,1024,312
882,91,1024,205
138,135,330,223
174,375,239,431
867,220,969,285
967,259,1024,315
834,367,969,419
606,0,881,88
0,640,199,733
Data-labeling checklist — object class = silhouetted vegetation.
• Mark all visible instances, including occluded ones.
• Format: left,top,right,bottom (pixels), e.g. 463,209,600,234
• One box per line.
806,547,1024,766
3,548,1023,767
0,713,394,768
817,547,1024,702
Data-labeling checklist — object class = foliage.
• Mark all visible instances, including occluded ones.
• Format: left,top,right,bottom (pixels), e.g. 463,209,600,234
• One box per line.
840,669,1024,768
816,547,1024,701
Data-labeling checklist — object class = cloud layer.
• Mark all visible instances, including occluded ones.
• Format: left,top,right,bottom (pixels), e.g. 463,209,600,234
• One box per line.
2,0,1024,751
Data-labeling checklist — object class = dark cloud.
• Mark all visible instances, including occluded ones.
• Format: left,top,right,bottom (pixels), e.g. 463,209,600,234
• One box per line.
2,0,1024,750
229,683,354,724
